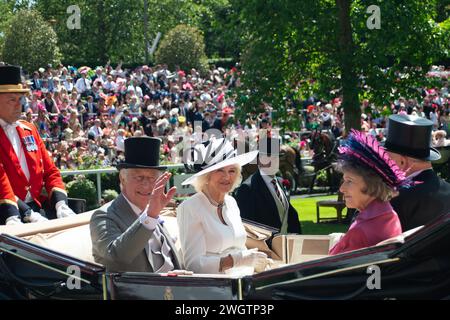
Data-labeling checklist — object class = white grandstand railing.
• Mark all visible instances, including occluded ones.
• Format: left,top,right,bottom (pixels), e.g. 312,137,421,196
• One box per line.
60,164,186,204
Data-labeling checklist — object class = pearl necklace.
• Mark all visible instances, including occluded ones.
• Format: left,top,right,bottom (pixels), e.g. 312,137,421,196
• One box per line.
203,190,225,209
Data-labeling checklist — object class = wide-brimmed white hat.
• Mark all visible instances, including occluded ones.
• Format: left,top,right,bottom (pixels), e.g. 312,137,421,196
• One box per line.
182,138,258,186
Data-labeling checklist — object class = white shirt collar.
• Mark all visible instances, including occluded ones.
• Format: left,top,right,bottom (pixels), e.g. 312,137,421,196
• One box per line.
0,119,31,131
122,194,145,216
260,167,275,178
122,193,165,224
0,118,17,129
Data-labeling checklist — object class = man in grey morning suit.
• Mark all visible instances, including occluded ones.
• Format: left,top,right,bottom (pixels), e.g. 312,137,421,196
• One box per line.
90,137,182,272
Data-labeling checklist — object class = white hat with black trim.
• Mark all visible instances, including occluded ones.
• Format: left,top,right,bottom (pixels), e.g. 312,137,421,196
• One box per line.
182,138,258,186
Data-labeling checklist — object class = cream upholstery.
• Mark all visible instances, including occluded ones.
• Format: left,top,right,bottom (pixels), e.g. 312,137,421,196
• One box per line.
4,206,421,269
14,206,178,266
15,207,279,270
0,204,110,265
0,211,95,237
376,225,424,246
23,224,97,264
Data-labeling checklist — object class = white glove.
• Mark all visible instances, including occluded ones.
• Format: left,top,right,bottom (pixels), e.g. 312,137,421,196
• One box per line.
329,232,345,248
5,215,24,225
231,248,268,269
56,201,76,218
24,210,48,223
168,270,194,276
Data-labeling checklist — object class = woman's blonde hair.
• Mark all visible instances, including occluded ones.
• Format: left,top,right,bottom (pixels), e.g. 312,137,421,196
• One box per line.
192,164,242,194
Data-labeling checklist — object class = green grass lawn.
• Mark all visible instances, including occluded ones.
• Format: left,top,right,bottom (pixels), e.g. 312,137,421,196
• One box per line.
177,194,349,235
290,196,349,235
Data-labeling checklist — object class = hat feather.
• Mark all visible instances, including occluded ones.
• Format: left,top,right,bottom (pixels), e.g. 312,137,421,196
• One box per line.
338,129,413,189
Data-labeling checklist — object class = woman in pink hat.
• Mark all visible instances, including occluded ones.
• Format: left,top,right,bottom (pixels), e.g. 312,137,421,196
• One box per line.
329,130,413,255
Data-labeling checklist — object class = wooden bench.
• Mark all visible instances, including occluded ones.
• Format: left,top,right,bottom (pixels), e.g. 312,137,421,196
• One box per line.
316,192,346,223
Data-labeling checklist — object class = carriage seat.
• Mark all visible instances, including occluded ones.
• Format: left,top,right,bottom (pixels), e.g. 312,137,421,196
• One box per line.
24,224,97,264
375,225,424,246
0,204,112,265
17,207,182,267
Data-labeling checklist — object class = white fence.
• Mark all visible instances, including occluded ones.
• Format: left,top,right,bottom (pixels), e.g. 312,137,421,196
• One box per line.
60,158,314,204
60,164,187,204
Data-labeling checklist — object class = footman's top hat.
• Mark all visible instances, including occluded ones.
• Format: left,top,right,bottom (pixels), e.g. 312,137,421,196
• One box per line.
384,114,441,161
0,65,30,93
116,137,167,170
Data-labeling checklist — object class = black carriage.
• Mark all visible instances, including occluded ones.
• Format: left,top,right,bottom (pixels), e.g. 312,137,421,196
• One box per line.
0,209,449,300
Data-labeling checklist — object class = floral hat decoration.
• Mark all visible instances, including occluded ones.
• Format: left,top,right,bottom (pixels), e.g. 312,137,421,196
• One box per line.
338,129,414,190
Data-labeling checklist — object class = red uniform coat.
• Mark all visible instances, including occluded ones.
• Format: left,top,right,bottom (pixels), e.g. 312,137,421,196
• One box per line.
0,163,16,205
0,120,67,208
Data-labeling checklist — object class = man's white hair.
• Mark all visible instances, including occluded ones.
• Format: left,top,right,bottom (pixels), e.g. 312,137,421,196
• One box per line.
119,169,128,191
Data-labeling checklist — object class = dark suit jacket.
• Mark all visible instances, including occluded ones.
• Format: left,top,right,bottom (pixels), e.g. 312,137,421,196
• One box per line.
31,78,42,90
233,170,302,234
84,102,98,115
212,118,223,131
390,169,450,231
140,82,152,96
90,194,182,272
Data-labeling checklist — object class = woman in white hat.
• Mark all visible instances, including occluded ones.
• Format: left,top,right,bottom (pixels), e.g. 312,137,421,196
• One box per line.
177,138,268,274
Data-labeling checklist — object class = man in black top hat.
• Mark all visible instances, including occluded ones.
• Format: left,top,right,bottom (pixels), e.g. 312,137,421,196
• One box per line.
385,114,450,231
90,137,185,272
234,137,302,234
0,65,75,225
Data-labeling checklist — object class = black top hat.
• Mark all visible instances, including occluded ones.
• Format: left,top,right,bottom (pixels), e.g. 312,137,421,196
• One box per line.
259,137,281,156
384,114,441,161
116,137,167,170
0,65,29,93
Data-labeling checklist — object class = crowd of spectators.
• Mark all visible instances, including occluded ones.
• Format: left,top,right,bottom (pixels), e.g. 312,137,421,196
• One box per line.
12,62,450,170
16,62,248,169
286,66,449,151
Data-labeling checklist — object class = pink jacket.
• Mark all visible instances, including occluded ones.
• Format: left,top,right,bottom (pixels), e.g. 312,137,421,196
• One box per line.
329,200,402,255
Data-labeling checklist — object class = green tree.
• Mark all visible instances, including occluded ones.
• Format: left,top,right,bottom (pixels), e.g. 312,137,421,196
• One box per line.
30,0,239,66
0,0,33,59
144,0,240,61
2,9,61,73
102,189,119,203
0,1,14,60
436,0,450,23
193,0,241,60
32,0,232,67
34,0,146,66
232,0,449,132
155,24,208,73
66,175,97,210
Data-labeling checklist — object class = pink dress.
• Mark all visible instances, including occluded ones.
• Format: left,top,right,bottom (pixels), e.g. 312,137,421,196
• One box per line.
329,200,402,255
